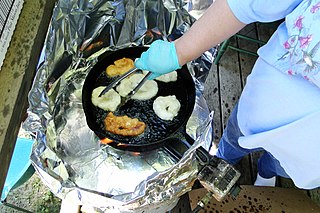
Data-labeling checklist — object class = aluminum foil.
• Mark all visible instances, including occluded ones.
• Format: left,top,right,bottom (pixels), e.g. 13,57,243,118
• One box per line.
24,0,216,212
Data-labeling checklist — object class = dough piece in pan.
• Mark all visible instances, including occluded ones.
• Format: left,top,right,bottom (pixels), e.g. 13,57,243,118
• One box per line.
155,71,178,82
153,95,181,121
104,112,146,136
106,58,134,77
91,86,121,112
142,70,178,83
116,73,158,100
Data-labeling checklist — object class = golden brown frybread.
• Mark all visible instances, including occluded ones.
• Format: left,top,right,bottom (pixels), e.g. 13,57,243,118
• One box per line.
106,57,134,77
104,112,146,136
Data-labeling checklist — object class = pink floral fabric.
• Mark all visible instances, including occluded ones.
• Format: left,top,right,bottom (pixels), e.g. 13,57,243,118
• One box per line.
276,0,320,87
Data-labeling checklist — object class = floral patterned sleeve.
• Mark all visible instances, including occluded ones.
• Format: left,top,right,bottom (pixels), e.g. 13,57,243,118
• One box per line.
274,0,320,87
227,0,303,24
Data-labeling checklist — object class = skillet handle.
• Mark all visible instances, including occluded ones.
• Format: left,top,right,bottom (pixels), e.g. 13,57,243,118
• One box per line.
162,129,212,162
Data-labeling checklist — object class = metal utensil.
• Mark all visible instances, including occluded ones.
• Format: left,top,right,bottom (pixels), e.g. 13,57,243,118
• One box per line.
98,68,152,104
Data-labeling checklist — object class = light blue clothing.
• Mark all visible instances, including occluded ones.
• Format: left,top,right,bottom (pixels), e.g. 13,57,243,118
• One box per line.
222,0,320,189
228,0,320,86
228,0,302,24
216,104,290,180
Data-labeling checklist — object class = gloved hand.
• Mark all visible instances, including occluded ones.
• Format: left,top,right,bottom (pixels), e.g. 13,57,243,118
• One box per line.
135,40,181,79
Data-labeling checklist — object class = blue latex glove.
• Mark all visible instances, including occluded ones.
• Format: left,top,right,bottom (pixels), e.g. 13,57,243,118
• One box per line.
135,40,181,79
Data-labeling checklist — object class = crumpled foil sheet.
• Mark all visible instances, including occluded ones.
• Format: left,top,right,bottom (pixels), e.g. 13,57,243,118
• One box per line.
24,0,216,212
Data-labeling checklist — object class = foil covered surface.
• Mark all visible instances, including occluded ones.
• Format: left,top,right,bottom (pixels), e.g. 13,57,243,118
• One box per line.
24,0,216,212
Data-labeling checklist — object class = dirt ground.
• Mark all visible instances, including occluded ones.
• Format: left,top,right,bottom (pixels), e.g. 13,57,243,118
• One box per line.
0,172,61,213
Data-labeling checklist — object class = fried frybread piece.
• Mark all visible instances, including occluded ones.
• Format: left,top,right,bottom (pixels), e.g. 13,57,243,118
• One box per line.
91,87,121,111
106,58,134,77
104,112,146,136
153,95,181,121
116,73,158,100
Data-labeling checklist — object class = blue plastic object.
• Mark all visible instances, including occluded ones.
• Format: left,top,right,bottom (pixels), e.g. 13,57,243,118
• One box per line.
134,40,181,79
1,138,34,201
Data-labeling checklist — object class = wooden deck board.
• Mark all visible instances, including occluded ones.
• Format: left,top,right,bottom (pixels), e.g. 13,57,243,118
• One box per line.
203,63,221,145
237,23,261,185
204,23,261,185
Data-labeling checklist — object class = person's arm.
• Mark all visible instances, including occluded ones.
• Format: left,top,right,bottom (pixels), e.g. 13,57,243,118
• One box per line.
135,0,245,78
175,0,246,66
135,0,302,77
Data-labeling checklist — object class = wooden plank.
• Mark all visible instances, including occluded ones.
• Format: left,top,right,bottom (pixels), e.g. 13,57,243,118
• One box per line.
256,21,281,42
218,41,242,130
209,23,280,185
204,30,254,184
234,22,279,184
216,37,252,185
188,186,320,212
253,21,278,183
0,0,56,196
309,188,320,207
212,22,277,185
238,23,259,84
204,64,222,147
237,22,279,184
236,23,260,184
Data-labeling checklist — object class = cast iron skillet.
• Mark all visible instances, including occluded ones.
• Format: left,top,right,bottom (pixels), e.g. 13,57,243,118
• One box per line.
82,46,195,152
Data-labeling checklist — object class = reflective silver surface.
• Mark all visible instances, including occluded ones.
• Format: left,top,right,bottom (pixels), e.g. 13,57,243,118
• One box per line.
24,0,216,212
